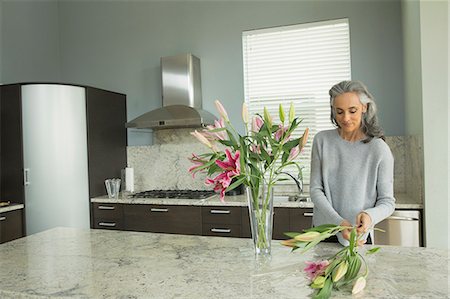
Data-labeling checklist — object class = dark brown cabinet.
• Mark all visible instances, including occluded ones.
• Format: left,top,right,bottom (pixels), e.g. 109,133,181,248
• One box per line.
202,206,241,238
91,202,313,240
124,204,202,235
92,203,124,230
0,209,23,244
0,83,127,235
242,207,313,240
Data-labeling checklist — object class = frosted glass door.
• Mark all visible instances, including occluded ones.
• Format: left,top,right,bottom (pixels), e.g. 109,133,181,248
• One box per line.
22,84,90,235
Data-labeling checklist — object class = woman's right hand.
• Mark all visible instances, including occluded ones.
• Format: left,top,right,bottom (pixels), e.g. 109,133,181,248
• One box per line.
340,219,352,240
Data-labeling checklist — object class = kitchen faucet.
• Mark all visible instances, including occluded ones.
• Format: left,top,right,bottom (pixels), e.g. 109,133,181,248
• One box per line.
279,171,303,194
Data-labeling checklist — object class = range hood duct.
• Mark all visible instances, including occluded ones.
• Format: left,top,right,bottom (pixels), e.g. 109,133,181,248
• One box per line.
126,54,217,130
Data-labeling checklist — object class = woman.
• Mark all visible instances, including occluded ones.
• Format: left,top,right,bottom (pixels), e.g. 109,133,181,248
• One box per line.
310,80,395,246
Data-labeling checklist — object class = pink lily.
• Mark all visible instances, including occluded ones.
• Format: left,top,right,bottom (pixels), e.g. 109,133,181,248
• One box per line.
274,124,290,142
205,149,241,202
188,153,207,178
203,118,227,141
304,260,330,280
250,144,261,154
251,116,264,133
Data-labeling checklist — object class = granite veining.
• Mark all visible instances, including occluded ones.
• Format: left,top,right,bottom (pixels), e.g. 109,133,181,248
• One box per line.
0,203,24,213
0,227,447,299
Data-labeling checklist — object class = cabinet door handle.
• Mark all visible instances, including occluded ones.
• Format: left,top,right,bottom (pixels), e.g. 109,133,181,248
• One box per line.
303,212,314,217
98,222,116,227
151,208,169,212
24,168,30,186
0,216,6,221
211,228,231,233
98,206,115,210
210,210,230,214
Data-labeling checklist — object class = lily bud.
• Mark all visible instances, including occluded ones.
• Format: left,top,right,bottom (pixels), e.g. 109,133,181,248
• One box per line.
289,102,295,122
294,231,321,242
287,145,300,162
242,103,249,124
279,104,285,123
301,127,309,148
280,239,297,247
352,277,367,294
332,260,348,282
190,130,212,148
263,107,273,128
215,100,229,122
311,276,326,289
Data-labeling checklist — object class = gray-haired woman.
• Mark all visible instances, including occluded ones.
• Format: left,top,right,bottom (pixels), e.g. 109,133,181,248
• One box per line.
310,80,395,246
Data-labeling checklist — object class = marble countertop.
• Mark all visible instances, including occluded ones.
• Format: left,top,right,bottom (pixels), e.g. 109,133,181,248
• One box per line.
91,192,423,209
0,227,447,298
0,203,24,213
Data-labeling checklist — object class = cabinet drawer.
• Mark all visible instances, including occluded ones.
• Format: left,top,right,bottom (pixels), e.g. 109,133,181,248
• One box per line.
124,205,202,235
202,223,241,238
93,219,124,230
290,208,313,232
0,209,23,243
202,206,241,224
92,203,123,220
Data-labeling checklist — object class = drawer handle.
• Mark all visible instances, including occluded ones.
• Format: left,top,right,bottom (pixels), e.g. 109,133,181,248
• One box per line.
98,206,115,210
303,212,314,217
98,222,116,227
211,228,231,233
210,210,230,214
0,216,6,221
151,208,169,212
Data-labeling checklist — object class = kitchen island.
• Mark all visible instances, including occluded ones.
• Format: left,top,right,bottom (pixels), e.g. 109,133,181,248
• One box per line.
0,227,447,298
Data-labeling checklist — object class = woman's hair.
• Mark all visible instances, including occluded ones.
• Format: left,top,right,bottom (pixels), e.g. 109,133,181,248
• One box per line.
329,80,385,143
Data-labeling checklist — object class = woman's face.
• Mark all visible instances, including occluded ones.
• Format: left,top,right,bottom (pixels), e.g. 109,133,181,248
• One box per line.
333,92,367,134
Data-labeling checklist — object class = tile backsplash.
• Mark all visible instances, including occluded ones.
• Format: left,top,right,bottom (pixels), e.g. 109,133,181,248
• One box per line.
128,129,424,204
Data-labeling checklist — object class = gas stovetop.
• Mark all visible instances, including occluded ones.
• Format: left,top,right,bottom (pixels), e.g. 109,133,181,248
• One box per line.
130,190,216,199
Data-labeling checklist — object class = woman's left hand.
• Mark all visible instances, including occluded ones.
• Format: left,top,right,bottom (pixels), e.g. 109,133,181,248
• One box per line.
356,212,372,235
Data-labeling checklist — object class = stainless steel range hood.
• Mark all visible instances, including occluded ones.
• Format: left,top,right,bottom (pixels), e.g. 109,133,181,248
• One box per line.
126,54,217,130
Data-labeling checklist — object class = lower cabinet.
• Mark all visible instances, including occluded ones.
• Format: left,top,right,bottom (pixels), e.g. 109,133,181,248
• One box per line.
91,203,313,240
124,204,202,235
202,206,241,237
0,209,23,244
92,203,124,230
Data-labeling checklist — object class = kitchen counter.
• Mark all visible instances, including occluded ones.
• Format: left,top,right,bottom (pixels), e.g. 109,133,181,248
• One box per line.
0,227,447,298
0,203,24,213
91,192,423,209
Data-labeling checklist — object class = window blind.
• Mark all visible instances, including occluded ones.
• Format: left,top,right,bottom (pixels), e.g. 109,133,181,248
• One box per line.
242,18,351,185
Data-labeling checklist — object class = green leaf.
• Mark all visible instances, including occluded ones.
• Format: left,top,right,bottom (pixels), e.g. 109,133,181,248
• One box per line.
218,140,235,147
366,247,381,255
284,232,301,238
304,224,338,234
325,257,342,277
349,227,356,255
312,277,332,299
225,176,246,192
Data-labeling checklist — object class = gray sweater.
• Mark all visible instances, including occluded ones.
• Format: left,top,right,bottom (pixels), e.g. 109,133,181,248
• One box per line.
310,129,395,244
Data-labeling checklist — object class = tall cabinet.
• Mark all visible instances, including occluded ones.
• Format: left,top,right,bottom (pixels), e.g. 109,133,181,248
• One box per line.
0,83,127,236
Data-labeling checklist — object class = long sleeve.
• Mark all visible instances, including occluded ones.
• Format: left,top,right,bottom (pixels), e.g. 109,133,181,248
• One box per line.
363,149,396,225
310,136,344,226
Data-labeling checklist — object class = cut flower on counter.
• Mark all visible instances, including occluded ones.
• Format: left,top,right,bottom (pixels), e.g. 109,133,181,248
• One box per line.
283,224,384,299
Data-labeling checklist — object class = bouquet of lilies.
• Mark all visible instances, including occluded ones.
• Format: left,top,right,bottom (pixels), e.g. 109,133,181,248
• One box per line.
189,100,309,202
282,225,383,299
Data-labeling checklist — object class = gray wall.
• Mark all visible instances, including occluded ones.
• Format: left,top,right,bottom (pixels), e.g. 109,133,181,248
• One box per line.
1,0,61,83
2,0,405,145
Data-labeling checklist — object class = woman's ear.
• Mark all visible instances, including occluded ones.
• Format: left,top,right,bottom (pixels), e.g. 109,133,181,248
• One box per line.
362,103,368,113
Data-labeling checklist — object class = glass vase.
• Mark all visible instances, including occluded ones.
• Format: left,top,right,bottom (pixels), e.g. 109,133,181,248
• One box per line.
246,183,274,258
